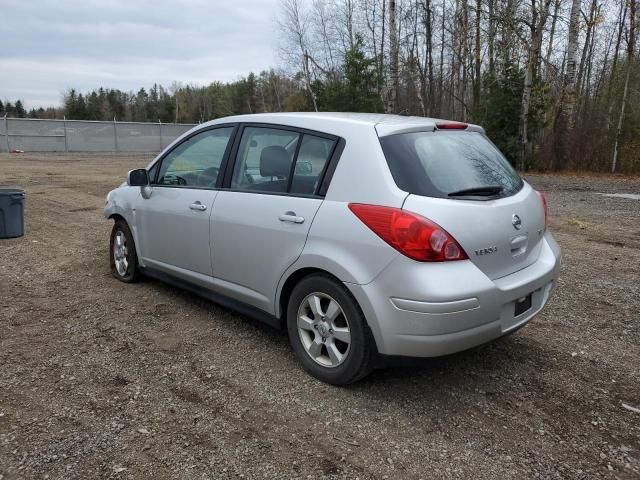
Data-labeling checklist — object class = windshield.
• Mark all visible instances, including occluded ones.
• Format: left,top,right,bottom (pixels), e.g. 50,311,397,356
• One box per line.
379,131,522,199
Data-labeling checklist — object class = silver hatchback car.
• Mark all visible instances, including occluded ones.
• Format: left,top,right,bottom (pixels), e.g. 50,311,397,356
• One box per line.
105,113,561,384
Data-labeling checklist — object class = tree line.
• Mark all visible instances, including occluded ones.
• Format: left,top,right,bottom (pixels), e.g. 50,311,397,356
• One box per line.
3,0,639,173
277,0,639,173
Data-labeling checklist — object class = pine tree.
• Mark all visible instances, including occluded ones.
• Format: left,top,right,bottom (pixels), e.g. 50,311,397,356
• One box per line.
86,91,102,120
76,94,88,119
64,89,78,119
14,100,26,118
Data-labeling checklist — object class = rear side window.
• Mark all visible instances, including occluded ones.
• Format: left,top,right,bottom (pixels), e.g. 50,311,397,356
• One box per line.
230,126,336,195
291,135,335,194
231,127,299,193
380,131,522,199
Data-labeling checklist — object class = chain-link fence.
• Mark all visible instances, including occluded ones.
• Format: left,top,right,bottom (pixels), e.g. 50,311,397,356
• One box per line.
0,117,197,153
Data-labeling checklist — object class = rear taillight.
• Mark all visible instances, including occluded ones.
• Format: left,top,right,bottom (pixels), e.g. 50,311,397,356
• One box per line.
348,204,468,262
535,191,548,230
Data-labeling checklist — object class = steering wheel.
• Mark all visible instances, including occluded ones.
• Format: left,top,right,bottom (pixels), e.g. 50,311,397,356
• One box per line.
162,173,187,186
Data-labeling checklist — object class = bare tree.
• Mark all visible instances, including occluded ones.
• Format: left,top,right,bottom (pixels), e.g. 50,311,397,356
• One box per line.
556,0,581,169
518,0,553,170
473,0,482,113
544,0,561,80
387,0,399,113
279,0,319,111
612,0,638,173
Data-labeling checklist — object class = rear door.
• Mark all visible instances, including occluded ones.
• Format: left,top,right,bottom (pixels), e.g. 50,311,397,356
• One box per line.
380,129,545,280
211,125,337,313
136,126,235,278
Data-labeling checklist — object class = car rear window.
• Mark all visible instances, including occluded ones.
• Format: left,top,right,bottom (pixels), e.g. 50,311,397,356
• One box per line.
379,131,523,199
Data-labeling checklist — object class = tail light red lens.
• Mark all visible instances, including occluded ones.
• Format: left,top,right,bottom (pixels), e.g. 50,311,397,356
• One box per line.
535,191,548,230
348,204,468,262
435,122,468,130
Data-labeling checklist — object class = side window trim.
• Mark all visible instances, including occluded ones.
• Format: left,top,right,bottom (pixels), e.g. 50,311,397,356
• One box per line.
284,133,304,193
221,124,245,188
220,122,344,198
147,161,160,184
317,137,345,196
147,123,239,190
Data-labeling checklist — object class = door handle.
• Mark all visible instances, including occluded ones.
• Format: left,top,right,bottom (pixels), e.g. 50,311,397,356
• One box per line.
189,202,207,212
278,211,305,224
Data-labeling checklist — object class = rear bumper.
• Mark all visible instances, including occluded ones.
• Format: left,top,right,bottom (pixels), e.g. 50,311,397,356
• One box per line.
347,232,562,358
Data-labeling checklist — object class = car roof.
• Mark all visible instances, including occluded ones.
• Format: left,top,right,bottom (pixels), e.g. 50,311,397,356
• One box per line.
199,112,483,137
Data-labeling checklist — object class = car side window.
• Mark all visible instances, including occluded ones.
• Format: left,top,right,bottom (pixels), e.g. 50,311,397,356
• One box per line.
231,127,300,193
156,127,233,188
290,135,336,195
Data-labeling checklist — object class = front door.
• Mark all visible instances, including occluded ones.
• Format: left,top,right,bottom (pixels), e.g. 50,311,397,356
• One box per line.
136,126,235,279
211,126,337,313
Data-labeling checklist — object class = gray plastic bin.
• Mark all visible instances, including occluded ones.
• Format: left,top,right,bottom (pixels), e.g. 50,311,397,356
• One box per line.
0,187,25,238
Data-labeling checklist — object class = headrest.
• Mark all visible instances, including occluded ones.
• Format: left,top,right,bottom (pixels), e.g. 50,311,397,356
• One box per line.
260,146,291,177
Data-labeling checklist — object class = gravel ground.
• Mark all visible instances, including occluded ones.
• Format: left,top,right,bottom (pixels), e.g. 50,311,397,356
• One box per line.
0,153,639,480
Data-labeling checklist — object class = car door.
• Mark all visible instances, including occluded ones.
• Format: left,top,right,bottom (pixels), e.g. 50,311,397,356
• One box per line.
136,126,235,281
211,126,338,313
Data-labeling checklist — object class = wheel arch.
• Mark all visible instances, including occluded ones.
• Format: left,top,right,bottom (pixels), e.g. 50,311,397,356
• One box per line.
277,267,335,326
277,265,382,375
276,267,379,353
108,213,144,268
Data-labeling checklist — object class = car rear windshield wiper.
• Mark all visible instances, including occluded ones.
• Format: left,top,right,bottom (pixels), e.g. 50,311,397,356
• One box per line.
447,186,504,197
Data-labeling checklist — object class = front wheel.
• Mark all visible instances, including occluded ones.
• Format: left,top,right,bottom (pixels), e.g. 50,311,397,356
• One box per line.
287,274,375,385
109,220,140,283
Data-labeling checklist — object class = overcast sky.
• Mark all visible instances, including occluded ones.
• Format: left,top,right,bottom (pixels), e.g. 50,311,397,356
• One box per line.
0,0,280,109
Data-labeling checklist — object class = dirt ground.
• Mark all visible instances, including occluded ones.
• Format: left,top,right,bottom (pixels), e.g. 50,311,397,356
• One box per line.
0,153,638,480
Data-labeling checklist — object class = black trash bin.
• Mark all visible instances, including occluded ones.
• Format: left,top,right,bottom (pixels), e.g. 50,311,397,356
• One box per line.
0,187,25,238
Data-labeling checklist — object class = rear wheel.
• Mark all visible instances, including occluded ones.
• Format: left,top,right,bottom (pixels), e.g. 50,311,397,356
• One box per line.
110,220,140,283
287,274,375,385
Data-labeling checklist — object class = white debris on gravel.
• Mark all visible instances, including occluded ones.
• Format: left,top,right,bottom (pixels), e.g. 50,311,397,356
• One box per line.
622,403,640,414
596,193,640,200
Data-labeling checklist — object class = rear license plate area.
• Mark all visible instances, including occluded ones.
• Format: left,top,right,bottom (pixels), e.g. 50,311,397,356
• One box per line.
514,294,532,316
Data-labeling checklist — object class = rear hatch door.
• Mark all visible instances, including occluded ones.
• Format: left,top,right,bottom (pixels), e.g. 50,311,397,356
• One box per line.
403,187,545,279
379,128,545,280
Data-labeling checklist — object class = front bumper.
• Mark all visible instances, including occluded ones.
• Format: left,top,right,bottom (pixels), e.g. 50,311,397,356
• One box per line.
347,232,562,358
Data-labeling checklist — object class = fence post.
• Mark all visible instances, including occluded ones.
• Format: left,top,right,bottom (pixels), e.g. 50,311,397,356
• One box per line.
63,116,69,152
113,116,119,152
4,115,10,152
158,119,163,152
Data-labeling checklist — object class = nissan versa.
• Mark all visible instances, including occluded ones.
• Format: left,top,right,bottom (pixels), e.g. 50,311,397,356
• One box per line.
104,113,561,385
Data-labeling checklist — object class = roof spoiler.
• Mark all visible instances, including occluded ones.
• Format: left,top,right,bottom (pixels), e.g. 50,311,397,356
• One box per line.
375,121,484,138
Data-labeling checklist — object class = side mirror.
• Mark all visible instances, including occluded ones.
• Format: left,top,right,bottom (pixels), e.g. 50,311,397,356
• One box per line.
127,169,149,186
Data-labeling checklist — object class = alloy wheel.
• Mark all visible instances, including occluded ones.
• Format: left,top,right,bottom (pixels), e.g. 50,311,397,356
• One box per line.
113,230,129,277
297,292,351,368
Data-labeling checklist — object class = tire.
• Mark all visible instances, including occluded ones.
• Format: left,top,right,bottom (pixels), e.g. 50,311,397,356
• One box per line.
287,274,375,385
109,219,141,283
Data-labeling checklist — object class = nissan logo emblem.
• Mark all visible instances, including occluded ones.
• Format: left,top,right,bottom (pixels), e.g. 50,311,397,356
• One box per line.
512,214,522,230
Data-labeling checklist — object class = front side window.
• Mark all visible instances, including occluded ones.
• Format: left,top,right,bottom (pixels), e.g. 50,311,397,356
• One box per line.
380,131,523,199
156,127,234,188
231,127,300,193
